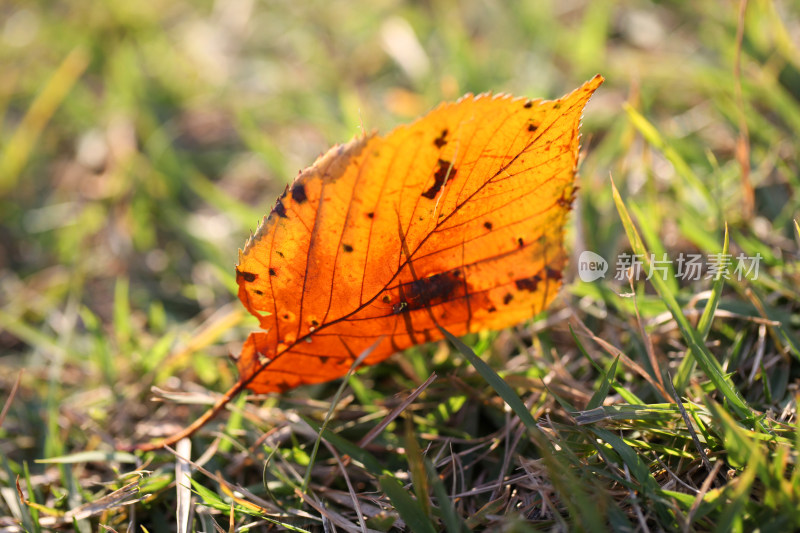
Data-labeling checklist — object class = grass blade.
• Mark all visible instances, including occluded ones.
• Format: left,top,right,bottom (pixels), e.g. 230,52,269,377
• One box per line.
586,354,620,410
437,325,540,434
425,459,467,533
439,325,606,533
611,179,753,422
0,47,89,193
378,475,438,533
674,225,730,392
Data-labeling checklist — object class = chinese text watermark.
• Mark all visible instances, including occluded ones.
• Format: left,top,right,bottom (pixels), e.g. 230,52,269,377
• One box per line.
578,251,762,283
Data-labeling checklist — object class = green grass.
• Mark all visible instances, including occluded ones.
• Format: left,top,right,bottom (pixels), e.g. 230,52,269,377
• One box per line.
2,0,800,531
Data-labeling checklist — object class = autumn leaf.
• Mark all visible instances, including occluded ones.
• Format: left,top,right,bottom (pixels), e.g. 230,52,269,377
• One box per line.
132,75,602,451
234,75,604,393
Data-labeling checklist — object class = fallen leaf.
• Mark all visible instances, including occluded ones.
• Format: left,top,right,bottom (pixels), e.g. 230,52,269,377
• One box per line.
234,76,603,393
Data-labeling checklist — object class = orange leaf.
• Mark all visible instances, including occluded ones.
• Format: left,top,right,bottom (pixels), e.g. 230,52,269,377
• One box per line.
235,76,603,394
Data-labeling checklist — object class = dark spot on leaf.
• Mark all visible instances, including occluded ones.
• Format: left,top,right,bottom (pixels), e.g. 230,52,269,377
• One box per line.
403,269,465,311
523,99,533,108
527,123,538,132
276,250,284,258
434,128,449,148
488,306,497,313
503,293,513,305
254,289,264,295
557,188,576,209
269,268,277,276
318,356,329,364
546,267,562,281
367,212,374,219
382,294,391,303
282,313,290,320
422,159,457,200
517,237,524,248
290,183,307,204
554,102,562,109
484,221,493,230
236,268,257,282
311,319,319,327
515,274,541,292
343,244,354,253
273,199,288,218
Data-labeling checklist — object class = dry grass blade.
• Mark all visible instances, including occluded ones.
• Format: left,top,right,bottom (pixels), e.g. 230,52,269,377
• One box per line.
17,477,144,528
164,445,280,516
665,373,714,476
733,0,753,218
0,47,89,191
320,440,368,533
0,370,22,430
130,383,246,452
684,461,724,532
175,438,193,533
303,337,384,491
571,313,669,400
293,489,375,533
622,463,649,533
357,372,437,448
628,272,667,394
149,387,222,405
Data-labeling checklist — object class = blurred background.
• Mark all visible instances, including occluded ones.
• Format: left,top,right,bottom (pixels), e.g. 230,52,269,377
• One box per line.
0,0,798,529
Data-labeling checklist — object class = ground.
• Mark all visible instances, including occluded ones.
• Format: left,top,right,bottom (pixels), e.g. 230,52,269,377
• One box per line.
1,0,799,531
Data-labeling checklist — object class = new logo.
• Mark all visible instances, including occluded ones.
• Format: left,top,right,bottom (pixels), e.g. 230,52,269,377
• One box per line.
578,250,608,282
